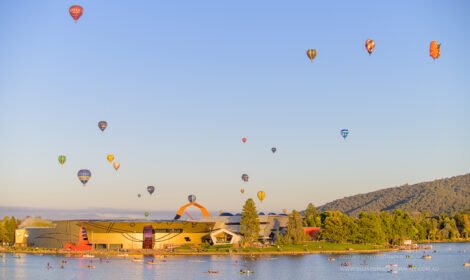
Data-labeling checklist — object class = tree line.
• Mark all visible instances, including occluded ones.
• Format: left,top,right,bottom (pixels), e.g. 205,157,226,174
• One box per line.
0,216,19,246
240,199,470,246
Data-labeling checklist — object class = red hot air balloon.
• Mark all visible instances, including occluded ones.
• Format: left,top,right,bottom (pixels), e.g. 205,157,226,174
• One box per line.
69,5,83,22
242,137,247,143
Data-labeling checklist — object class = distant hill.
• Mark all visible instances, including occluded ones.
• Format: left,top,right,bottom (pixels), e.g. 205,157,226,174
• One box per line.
319,173,470,216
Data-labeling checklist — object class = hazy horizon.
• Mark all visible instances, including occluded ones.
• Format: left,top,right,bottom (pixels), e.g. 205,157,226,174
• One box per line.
1,1,469,212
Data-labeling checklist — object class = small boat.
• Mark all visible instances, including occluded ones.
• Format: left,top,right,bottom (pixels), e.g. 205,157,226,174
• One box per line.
240,269,254,274
340,262,352,267
82,254,95,258
132,259,144,263
328,256,336,261
386,264,398,267
87,265,96,269
405,255,411,258
408,264,416,269
387,270,398,274
147,260,158,265
464,263,470,267
207,270,219,274
421,254,432,260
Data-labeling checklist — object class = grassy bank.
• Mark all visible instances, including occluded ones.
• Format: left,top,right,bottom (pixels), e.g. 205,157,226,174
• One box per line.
1,242,394,256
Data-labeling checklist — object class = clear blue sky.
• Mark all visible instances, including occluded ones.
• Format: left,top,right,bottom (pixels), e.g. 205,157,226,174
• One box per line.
1,0,469,213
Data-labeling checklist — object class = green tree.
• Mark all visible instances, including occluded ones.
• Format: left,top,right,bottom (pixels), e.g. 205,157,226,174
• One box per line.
320,211,350,243
357,212,386,244
304,203,319,227
284,210,306,244
240,198,260,246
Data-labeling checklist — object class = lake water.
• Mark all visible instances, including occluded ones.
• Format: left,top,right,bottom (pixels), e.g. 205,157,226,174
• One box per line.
1,243,469,280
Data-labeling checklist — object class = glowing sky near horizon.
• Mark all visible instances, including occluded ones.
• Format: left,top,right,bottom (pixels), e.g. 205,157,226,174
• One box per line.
1,0,469,213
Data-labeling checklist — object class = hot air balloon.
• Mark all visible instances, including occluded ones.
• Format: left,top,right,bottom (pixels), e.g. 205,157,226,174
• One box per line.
257,191,266,203
306,49,317,62
147,186,155,195
340,129,349,139
430,41,441,60
77,169,91,186
188,194,196,203
282,209,287,214
58,155,66,166
98,121,107,132
106,154,114,163
240,188,245,194
271,147,277,154
137,194,141,198
69,5,83,22
365,39,375,55
144,212,150,217
241,174,249,182
113,162,120,171
242,137,247,143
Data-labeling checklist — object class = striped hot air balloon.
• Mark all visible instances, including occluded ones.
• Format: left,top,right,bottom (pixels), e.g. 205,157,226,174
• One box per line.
69,5,83,22
77,169,91,186
365,39,375,55
306,49,317,62
188,194,196,203
340,129,349,139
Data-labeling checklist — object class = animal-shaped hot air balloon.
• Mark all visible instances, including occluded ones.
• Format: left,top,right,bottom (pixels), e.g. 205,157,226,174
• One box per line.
58,155,66,166
69,5,83,22
188,194,196,203
365,39,375,55
257,191,266,203
98,121,107,132
77,169,91,186
106,154,114,163
240,188,245,194
147,186,155,195
306,49,317,62
430,41,441,60
241,174,249,182
271,147,277,154
242,137,247,143
340,129,349,140
113,162,120,171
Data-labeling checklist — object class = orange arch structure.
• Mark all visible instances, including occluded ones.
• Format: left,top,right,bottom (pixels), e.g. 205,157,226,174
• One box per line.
174,202,211,220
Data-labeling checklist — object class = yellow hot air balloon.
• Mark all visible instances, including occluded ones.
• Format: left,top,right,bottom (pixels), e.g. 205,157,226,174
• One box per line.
113,161,120,171
257,191,266,203
107,154,114,163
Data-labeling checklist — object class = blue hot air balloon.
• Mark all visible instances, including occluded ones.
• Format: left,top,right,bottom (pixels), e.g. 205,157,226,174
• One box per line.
77,169,91,186
340,129,349,139
188,194,196,203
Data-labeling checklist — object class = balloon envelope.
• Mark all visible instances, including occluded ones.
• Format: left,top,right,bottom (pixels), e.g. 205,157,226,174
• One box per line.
137,194,141,198
58,155,66,166
144,212,150,217
77,169,91,186
430,41,441,60
240,188,245,194
113,162,120,171
188,194,196,203
242,137,247,143
271,147,277,154
365,39,375,55
340,129,349,139
257,191,266,202
106,154,114,163
147,186,155,195
98,121,107,132
69,5,83,22
241,174,249,182
306,49,317,62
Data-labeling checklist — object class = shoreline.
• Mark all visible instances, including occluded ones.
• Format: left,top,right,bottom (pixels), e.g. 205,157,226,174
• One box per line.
0,247,398,257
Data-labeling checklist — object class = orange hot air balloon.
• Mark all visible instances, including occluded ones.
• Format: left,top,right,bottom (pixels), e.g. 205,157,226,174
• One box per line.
240,188,245,194
365,39,375,55
113,162,120,171
69,5,83,22
430,41,441,60
306,49,317,62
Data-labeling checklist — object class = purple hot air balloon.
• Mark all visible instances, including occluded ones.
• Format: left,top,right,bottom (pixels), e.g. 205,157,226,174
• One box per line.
147,186,155,195
77,169,91,186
